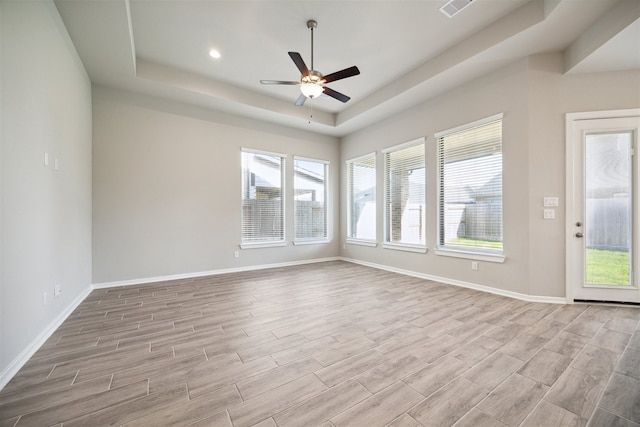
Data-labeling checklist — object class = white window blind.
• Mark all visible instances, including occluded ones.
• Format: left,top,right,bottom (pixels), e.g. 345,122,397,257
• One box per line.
437,116,503,254
383,139,426,248
294,157,328,242
241,149,285,245
347,153,376,241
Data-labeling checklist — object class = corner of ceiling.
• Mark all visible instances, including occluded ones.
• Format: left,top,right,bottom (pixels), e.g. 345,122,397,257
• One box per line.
125,0,136,76
563,0,640,74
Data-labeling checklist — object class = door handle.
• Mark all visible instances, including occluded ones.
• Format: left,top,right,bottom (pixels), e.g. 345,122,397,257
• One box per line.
575,232,584,238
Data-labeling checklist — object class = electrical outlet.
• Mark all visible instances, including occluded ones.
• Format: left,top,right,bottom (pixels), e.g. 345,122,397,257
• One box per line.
234,251,239,258
54,285,62,297
471,261,479,271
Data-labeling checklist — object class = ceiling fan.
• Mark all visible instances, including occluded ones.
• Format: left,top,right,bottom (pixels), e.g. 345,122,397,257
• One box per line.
260,20,360,106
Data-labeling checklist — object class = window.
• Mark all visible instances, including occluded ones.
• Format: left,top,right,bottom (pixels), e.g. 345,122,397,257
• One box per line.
383,138,426,251
294,157,329,243
436,114,504,259
347,153,376,244
241,148,285,247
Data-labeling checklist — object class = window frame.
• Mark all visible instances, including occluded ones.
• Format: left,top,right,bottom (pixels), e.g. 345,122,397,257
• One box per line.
240,147,287,249
435,114,506,263
346,152,377,246
293,156,330,245
382,137,427,253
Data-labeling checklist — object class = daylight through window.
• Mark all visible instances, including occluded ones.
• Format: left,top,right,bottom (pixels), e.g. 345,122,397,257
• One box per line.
294,157,329,242
241,149,285,246
383,139,426,250
347,153,376,242
437,115,503,255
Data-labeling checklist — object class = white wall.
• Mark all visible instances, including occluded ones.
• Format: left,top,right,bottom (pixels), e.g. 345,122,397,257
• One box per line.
341,53,640,299
92,87,340,285
0,0,92,386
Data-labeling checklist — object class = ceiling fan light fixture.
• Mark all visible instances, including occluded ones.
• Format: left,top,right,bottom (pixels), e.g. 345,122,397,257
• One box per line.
300,82,324,98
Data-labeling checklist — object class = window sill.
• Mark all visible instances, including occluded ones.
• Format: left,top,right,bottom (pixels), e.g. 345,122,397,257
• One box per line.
293,239,331,246
382,243,427,254
240,241,287,249
435,248,505,263
346,238,377,248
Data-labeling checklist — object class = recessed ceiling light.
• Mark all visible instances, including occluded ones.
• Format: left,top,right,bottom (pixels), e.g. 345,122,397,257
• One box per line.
209,49,221,59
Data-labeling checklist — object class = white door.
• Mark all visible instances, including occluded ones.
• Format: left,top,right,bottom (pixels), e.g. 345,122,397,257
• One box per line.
567,111,640,303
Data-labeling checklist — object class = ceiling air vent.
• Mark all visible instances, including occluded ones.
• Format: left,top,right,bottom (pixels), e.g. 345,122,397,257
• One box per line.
439,0,474,18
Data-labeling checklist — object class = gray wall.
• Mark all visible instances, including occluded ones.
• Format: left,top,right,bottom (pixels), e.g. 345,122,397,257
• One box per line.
92,87,340,284
1,0,92,381
341,53,640,299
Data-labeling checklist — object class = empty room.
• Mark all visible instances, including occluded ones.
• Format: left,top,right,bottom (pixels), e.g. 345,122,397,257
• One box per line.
1,0,640,425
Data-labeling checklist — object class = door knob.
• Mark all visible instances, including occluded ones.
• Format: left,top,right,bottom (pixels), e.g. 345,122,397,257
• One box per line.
575,232,584,238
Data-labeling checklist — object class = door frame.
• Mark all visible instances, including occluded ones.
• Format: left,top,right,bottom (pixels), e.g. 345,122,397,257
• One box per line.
565,108,640,303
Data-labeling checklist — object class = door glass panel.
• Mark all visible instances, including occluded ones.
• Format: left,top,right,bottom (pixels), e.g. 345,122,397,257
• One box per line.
584,132,633,286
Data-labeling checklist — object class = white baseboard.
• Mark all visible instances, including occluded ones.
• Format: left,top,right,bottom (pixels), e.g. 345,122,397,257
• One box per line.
340,257,568,305
92,257,342,289
0,285,93,391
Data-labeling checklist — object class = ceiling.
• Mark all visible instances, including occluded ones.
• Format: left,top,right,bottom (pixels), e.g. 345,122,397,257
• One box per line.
54,0,640,137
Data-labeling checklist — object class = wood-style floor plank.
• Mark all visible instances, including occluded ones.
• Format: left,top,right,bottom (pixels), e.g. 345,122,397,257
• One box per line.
1,261,639,426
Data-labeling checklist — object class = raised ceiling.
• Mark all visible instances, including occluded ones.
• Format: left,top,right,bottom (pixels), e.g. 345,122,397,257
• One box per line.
54,0,640,137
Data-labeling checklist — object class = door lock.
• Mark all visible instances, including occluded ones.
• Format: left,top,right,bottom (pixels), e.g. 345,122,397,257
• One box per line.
576,221,582,227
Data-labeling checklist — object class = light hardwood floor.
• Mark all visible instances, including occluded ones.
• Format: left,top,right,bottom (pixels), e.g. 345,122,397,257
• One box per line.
1,261,640,426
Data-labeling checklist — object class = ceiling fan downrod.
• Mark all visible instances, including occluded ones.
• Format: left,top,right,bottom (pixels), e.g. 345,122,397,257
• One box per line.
308,20,317,72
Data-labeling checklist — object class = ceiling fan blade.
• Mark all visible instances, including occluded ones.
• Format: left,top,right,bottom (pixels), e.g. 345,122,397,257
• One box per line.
323,87,351,103
288,52,309,76
260,80,300,85
323,66,360,84
295,93,307,106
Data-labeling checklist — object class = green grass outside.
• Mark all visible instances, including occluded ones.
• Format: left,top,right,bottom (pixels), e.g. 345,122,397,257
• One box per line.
448,237,503,250
449,238,630,286
586,248,630,286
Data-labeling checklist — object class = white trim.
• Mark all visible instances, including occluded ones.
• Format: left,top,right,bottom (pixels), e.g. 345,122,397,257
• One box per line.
434,113,504,138
293,155,329,165
382,243,428,254
435,248,505,263
293,239,331,246
346,238,378,247
0,286,93,391
341,257,566,304
92,257,342,289
239,241,287,250
241,146,287,158
566,109,640,123
345,151,376,164
565,109,640,303
381,137,425,154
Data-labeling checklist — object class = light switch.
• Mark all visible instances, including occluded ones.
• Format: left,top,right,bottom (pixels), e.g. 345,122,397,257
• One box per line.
544,197,559,207
44,152,49,166
543,209,555,219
